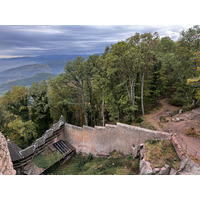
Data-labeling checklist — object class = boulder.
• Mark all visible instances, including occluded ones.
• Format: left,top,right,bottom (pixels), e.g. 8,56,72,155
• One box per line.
170,168,178,175
158,164,171,175
139,160,153,175
132,143,144,159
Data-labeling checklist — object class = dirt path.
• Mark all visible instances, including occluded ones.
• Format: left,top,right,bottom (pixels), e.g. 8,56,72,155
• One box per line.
144,99,179,131
144,99,200,160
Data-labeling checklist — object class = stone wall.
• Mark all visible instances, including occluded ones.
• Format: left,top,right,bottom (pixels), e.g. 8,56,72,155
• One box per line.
172,134,200,175
0,132,16,175
64,122,171,156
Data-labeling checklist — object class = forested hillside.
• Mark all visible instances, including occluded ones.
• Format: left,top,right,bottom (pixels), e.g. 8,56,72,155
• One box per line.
0,26,199,149
0,73,57,96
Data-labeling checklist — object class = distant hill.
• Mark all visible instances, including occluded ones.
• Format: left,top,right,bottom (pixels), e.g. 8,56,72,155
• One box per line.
0,54,88,72
0,64,52,84
0,54,89,95
0,73,57,96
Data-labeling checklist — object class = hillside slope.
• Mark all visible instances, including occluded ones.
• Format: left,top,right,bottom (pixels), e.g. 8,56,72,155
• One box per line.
0,73,57,96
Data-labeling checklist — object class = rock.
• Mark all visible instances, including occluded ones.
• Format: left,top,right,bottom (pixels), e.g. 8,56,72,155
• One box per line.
0,132,16,175
152,168,160,174
178,156,200,175
158,164,171,175
172,117,184,122
179,109,183,114
132,143,144,159
170,168,178,175
139,160,153,175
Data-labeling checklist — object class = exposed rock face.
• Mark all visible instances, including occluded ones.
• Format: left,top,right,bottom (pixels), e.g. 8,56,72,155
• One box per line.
0,132,16,175
138,143,177,175
172,134,200,175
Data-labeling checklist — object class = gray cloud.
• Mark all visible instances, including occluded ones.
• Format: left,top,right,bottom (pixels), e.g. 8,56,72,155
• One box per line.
0,25,189,57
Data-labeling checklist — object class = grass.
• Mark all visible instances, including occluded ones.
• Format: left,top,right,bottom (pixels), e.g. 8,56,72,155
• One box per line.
184,127,199,137
33,151,63,169
135,120,157,130
49,151,140,175
145,139,180,170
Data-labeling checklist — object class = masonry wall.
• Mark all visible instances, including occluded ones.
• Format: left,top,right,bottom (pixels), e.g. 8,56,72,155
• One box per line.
64,122,172,156
0,132,16,175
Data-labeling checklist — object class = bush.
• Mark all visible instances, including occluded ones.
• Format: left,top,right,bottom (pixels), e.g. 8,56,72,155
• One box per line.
159,116,168,123
135,117,143,123
149,139,159,145
170,98,184,106
87,153,93,162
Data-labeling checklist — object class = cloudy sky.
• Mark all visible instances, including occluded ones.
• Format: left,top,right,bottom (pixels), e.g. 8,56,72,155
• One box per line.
0,25,191,58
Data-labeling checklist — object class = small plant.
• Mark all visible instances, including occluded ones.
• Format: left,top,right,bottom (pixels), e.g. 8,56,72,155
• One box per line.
87,153,93,162
127,153,133,160
135,117,143,124
149,139,159,145
159,116,168,123
185,127,199,137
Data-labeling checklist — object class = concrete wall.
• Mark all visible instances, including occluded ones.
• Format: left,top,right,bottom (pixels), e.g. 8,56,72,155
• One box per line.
0,132,16,175
64,122,171,156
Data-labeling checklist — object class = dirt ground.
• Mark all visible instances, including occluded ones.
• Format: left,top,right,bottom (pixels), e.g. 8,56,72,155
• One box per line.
144,99,179,131
144,99,200,160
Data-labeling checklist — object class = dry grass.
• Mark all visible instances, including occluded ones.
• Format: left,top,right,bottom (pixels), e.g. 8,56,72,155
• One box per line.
145,140,180,170
184,127,199,137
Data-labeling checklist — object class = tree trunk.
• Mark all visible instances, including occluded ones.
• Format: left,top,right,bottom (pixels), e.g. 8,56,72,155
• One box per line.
81,86,88,126
102,95,105,126
89,85,93,126
132,80,136,106
141,71,145,115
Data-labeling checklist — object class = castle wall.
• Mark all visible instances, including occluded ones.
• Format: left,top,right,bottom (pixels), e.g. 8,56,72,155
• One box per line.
64,122,172,156
0,132,16,175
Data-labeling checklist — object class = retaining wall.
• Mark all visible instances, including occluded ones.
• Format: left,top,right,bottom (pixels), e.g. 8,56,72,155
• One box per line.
64,122,172,156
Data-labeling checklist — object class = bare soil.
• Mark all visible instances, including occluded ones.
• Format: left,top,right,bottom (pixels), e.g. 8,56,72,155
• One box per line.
144,99,200,160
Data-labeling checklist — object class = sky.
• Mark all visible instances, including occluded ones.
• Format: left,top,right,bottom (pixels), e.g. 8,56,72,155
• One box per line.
0,25,191,58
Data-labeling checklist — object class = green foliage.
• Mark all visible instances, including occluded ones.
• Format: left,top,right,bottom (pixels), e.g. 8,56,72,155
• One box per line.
33,151,63,169
149,139,159,145
87,153,93,162
50,151,140,175
1,26,200,149
33,154,49,169
29,81,53,136
135,117,143,123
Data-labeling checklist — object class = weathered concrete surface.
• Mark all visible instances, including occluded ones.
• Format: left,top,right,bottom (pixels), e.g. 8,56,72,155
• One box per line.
0,132,16,175
64,122,171,156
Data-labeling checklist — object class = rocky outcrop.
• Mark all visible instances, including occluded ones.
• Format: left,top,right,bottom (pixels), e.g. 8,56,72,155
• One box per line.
0,132,16,175
137,143,178,175
172,133,200,175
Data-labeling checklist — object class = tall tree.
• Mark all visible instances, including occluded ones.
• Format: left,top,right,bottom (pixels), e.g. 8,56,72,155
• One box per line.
64,57,88,125
29,81,53,136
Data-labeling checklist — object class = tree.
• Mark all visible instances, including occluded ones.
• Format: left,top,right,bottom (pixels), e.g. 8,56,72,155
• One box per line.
84,54,100,126
64,57,89,125
29,81,53,136
0,86,29,122
7,117,37,148
139,32,159,115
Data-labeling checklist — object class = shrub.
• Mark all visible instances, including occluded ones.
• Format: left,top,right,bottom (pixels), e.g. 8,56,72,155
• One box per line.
149,139,159,145
135,117,143,123
87,153,93,162
159,116,169,123
170,98,184,106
